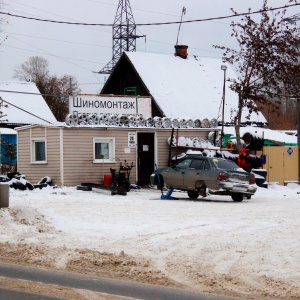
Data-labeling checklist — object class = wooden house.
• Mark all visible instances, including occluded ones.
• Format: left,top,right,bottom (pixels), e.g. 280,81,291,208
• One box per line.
16,124,217,187
101,51,266,125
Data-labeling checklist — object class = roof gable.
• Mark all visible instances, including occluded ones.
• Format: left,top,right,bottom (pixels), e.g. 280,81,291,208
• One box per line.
124,52,266,124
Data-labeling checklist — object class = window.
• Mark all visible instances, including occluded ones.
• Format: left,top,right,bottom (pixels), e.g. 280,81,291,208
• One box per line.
93,137,115,163
175,158,193,169
204,160,211,170
213,158,239,170
31,139,46,163
189,159,205,170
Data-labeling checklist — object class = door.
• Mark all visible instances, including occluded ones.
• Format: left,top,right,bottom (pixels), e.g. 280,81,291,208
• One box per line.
137,133,155,186
265,146,284,185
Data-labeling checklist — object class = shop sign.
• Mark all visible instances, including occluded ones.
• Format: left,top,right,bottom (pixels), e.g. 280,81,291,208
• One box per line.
69,95,151,118
128,132,136,148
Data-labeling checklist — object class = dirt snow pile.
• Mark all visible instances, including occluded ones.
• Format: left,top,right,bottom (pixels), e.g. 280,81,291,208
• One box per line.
1,184,300,299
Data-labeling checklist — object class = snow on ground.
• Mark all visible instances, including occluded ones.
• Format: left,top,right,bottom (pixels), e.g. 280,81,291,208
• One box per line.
1,183,300,299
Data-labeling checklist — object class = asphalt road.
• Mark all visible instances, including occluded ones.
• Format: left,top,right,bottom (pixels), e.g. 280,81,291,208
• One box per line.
0,288,63,300
0,262,240,300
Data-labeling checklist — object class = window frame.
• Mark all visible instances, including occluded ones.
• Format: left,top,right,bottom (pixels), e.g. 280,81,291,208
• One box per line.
93,137,115,163
31,139,47,164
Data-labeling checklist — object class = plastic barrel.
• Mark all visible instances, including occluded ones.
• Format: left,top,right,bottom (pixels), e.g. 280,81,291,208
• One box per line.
103,175,112,186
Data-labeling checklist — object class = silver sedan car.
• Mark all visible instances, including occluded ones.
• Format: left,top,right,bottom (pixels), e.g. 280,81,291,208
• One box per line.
151,156,257,201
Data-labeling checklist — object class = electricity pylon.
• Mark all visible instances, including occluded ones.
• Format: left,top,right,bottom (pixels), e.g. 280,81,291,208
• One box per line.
97,0,145,74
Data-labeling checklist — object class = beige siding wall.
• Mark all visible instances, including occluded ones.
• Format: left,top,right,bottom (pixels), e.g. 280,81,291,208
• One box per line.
17,126,216,187
17,127,61,184
17,129,31,174
63,127,138,186
156,129,212,168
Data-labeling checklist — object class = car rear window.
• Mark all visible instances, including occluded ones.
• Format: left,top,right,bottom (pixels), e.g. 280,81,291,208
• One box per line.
212,158,239,170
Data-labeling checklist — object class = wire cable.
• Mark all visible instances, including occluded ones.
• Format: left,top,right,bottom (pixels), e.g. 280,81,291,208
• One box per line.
1,3,299,26
0,96,53,124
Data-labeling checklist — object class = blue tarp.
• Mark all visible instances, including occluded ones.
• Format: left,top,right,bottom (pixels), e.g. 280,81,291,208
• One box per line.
1,134,17,165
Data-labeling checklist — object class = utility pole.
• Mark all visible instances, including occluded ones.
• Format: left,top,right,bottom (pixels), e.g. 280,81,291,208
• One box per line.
220,65,227,151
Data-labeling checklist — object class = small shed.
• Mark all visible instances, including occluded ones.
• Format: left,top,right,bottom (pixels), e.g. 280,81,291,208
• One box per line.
15,124,220,187
223,127,298,185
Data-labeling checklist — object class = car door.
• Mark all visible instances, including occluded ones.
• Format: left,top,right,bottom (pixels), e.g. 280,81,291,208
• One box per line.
194,158,217,189
164,158,193,189
183,158,205,190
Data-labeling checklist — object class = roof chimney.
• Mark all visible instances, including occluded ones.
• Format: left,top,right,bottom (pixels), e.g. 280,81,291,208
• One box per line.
174,45,188,59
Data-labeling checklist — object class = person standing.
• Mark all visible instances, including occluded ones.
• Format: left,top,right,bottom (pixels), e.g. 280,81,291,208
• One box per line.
237,148,252,172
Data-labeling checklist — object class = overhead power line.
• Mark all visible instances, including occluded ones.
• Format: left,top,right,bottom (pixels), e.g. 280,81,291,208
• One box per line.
1,3,300,27
0,89,68,98
0,96,53,124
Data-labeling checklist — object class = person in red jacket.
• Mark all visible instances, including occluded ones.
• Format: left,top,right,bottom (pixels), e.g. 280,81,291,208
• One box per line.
237,148,252,172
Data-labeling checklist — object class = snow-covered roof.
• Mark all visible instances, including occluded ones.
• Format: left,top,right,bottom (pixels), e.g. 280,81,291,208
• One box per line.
125,52,266,123
0,128,17,135
0,81,58,125
224,126,297,145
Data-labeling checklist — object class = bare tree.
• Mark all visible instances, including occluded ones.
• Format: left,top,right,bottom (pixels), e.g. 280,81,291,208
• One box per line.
14,56,81,121
214,0,300,148
44,75,80,121
14,56,49,88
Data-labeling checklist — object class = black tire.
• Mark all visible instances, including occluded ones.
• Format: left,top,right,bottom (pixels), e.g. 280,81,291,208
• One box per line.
242,133,264,150
25,181,34,191
118,188,127,196
38,176,52,185
126,181,131,192
7,172,22,180
15,181,26,191
76,185,92,191
231,193,244,202
111,189,117,195
187,191,199,199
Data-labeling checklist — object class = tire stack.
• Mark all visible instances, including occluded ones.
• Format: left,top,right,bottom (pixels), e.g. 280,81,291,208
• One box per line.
242,132,264,150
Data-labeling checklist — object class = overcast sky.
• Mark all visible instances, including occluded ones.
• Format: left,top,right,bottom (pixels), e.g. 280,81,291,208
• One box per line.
0,0,299,94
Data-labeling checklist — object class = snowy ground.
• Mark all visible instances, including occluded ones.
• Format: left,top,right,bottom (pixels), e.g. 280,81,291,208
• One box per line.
1,183,300,299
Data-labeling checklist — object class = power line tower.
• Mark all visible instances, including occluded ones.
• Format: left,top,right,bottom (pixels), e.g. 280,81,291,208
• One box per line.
97,0,145,74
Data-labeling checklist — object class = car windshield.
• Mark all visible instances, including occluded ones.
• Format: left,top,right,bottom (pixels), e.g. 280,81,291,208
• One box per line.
211,158,239,170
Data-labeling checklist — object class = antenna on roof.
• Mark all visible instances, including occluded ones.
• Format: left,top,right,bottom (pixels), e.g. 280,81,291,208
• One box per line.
175,6,186,48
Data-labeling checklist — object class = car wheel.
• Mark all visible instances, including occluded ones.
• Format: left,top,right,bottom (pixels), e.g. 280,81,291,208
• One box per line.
231,193,244,202
187,191,199,199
